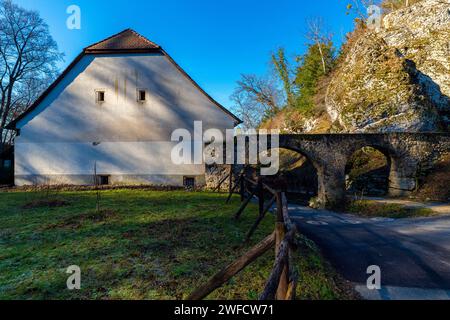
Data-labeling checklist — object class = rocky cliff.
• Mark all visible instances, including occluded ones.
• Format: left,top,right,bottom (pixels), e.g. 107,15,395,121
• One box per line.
325,0,449,133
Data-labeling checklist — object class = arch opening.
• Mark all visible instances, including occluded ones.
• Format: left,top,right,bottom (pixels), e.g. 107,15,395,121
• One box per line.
345,146,391,197
259,148,320,206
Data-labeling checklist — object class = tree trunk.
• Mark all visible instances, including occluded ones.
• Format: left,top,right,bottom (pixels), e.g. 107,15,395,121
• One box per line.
317,42,327,74
0,92,7,144
0,82,15,144
275,193,288,300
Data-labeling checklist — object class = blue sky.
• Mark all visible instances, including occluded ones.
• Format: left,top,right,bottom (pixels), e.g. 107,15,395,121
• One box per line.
14,0,357,108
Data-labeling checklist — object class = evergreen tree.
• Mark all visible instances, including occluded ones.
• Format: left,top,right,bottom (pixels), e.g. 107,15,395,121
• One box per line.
294,42,335,115
271,48,296,109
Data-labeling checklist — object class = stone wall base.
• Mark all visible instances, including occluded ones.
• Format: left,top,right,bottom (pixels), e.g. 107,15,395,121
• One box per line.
388,177,417,197
15,174,206,188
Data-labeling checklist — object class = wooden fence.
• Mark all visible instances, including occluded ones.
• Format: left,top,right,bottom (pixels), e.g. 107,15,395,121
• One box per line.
189,167,299,300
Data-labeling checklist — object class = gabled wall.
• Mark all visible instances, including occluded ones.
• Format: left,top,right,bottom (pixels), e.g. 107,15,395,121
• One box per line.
15,53,236,186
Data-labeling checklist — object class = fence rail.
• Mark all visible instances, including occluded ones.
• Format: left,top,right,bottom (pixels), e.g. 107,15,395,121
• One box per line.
189,167,299,300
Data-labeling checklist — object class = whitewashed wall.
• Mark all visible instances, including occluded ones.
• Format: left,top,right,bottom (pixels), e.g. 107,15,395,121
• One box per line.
15,53,236,186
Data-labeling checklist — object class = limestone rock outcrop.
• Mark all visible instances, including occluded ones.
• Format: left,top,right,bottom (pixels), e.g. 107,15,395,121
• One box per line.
325,0,450,132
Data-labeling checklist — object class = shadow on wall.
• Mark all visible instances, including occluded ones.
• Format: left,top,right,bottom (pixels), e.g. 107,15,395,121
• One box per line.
406,58,450,131
19,54,230,144
14,54,234,184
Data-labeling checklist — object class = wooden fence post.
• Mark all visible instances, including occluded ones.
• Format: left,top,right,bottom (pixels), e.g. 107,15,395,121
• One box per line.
240,174,245,202
234,189,257,220
245,195,276,243
258,177,264,216
260,228,295,300
228,165,233,195
275,192,289,300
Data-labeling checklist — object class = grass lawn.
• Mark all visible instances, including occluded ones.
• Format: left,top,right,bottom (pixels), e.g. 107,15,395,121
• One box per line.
0,189,355,300
347,200,435,219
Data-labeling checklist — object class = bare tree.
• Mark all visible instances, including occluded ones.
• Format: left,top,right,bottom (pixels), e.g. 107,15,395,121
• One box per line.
306,18,333,74
231,74,283,129
0,0,63,144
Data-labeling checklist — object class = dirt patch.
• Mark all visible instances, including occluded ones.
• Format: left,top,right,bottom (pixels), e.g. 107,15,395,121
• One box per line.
23,199,70,209
43,209,118,230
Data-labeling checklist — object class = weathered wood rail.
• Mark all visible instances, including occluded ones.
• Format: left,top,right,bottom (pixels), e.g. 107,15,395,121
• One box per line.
189,167,299,300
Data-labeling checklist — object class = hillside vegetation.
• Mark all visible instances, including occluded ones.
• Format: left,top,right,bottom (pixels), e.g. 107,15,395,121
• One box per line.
245,0,449,133
234,0,449,198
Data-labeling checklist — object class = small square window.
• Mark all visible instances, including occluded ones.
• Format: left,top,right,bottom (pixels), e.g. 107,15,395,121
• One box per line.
183,177,195,189
3,160,11,169
137,89,146,102
96,90,105,104
96,175,110,186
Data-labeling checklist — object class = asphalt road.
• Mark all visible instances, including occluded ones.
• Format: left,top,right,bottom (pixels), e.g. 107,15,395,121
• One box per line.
289,205,450,300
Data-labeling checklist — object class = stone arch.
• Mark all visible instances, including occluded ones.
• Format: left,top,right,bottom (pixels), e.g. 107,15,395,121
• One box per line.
345,145,392,196
345,141,418,197
277,136,350,208
267,143,328,207
250,132,449,209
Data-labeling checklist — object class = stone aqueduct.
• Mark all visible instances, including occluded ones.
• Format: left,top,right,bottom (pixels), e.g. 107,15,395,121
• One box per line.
225,133,450,209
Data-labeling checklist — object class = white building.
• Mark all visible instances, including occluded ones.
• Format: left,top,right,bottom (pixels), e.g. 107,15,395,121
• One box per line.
8,29,240,187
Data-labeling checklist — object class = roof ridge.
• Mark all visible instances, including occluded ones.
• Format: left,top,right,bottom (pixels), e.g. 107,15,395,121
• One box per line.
128,29,160,49
84,28,160,52
83,29,131,51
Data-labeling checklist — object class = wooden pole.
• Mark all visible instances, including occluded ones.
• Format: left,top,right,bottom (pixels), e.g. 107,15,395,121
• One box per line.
234,190,257,220
240,174,245,202
94,161,100,213
228,165,233,194
214,173,230,193
285,279,297,300
258,177,264,216
260,228,296,300
275,192,288,300
226,175,242,204
281,193,295,232
245,196,276,242
285,245,298,300
188,232,276,300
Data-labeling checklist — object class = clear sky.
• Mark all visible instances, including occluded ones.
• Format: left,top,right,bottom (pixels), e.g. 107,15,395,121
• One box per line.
14,0,357,108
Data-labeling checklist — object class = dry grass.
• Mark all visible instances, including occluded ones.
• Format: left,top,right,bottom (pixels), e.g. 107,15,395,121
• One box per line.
347,200,435,219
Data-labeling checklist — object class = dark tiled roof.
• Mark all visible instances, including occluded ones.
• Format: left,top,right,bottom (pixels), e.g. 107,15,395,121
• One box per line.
84,29,160,53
